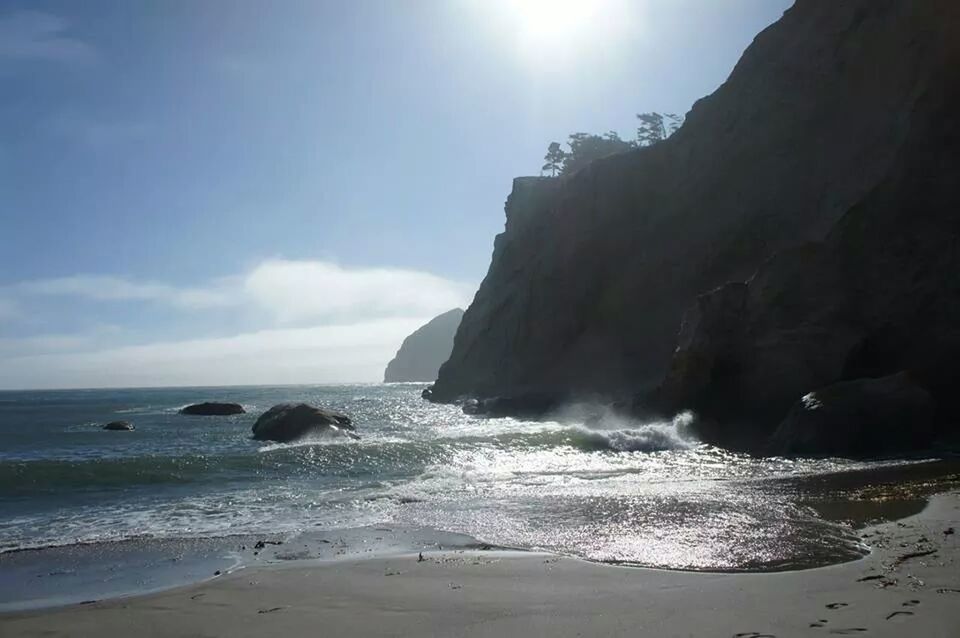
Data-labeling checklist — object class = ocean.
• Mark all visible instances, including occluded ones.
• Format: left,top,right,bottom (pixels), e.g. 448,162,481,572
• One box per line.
0,383,947,609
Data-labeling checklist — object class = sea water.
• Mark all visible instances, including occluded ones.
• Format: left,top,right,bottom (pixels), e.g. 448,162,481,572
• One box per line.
0,384,941,608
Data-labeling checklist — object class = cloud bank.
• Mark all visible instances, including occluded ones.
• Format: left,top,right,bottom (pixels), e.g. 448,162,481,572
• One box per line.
11,259,473,322
0,259,474,389
15,275,235,309
243,259,472,323
0,318,429,389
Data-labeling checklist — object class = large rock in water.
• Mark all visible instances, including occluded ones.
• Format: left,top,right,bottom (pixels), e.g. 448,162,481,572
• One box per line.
769,373,936,457
384,309,464,383
428,1,960,422
180,402,245,416
251,403,357,442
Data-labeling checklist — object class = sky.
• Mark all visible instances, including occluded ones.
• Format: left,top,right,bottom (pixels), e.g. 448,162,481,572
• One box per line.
0,0,792,389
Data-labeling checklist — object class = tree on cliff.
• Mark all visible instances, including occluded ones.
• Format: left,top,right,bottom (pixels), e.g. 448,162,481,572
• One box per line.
560,131,634,176
541,118,682,178
542,142,566,177
636,112,684,146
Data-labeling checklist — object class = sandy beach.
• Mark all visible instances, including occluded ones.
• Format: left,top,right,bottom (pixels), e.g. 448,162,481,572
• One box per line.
2,491,957,638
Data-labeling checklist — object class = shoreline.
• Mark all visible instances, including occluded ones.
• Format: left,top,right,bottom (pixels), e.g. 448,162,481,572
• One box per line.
3,491,959,637
2,458,957,614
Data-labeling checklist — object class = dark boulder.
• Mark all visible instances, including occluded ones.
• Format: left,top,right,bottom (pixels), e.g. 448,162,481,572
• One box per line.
460,393,562,418
251,403,358,442
647,244,860,445
103,420,134,431
180,402,245,416
769,372,936,456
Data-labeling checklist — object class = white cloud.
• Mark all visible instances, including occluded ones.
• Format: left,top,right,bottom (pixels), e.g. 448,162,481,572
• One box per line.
0,259,474,388
0,318,428,389
244,259,472,323
15,275,235,309
13,259,472,321
0,11,97,64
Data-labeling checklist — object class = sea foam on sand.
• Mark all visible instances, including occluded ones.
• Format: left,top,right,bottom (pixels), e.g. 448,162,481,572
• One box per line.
3,491,959,637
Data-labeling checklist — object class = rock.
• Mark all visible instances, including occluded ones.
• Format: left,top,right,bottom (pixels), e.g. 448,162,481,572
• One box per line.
103,421,134,431
647,243,861,445
651,33,960,447
460,393,561,418
179,402,245,416
769,373,936,456
384,309,464,383
251,403,358,442
461,398,481,415
426,0,960,426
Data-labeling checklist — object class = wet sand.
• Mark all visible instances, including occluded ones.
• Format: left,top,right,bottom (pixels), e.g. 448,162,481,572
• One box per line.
2,491,958,637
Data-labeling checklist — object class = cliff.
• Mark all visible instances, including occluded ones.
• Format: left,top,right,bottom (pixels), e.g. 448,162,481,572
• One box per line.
429,0,960,445
384,309,464,383
654,59,960,447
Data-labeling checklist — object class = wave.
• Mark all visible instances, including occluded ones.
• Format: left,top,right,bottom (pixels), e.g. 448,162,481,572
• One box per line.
0,414,701,493
565,423,695,453
516,410,697,453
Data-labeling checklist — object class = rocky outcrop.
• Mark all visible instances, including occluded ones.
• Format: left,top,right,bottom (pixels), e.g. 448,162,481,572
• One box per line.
251,403,357,443
103,421,134,431
649,243,860,444
769,373,936,456
428,0,960,424
180,402,245,416
653,36,960,447
384,309,464,383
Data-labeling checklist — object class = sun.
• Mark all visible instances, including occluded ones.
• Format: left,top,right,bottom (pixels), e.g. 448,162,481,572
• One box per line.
505,0,602,45
488,0,626,65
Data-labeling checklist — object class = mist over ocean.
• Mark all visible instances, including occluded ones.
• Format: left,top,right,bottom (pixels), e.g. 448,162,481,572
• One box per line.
1,383,922,579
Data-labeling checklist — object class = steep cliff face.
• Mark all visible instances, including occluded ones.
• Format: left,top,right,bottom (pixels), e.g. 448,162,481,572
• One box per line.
431,0,958,405
655,63,960,444
384,309,464,383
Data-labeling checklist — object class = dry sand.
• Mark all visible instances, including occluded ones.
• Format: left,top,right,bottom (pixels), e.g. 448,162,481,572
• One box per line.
2,492,959,637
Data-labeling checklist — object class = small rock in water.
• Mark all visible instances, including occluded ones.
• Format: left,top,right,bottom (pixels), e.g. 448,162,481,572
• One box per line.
180,402,245,416
103,421,134,431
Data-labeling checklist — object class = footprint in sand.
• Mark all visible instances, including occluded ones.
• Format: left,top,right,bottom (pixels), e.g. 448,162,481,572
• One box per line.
902,600,920,607
828,629,867,635
826,602,849,610
733,633,776,638
886,611,914,621
809,619,829,628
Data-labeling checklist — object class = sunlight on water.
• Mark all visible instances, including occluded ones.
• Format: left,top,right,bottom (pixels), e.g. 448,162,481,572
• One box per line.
0,384,926,570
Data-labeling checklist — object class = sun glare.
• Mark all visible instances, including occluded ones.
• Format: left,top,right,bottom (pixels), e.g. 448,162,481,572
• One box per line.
491,0,628,66
507,0,601,44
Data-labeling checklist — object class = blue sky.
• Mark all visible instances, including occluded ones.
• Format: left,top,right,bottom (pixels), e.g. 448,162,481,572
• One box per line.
0,0,791,389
